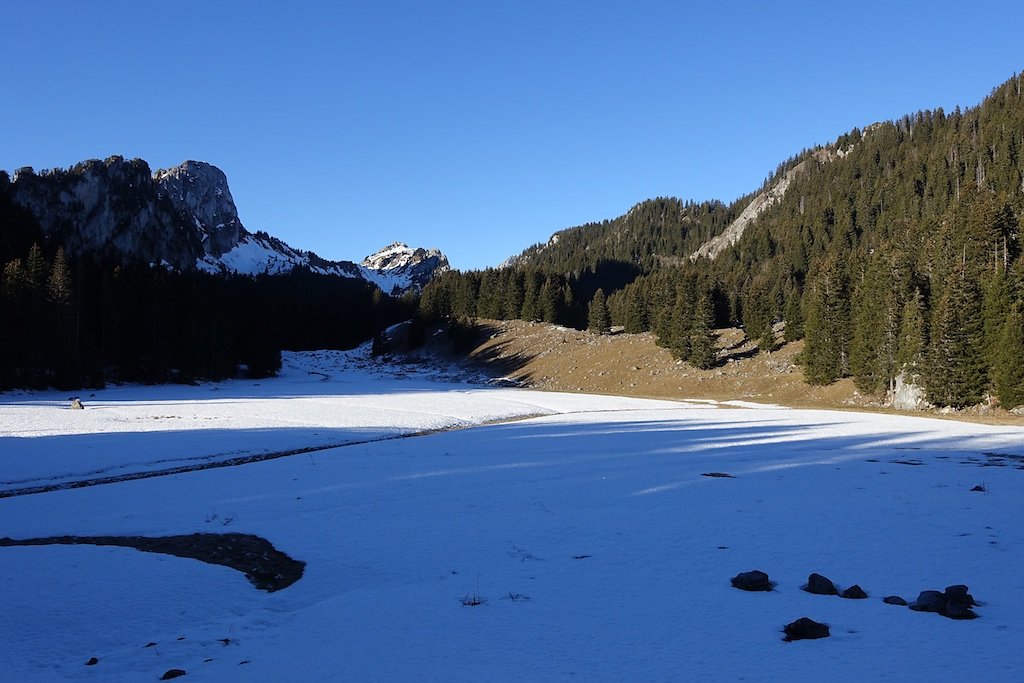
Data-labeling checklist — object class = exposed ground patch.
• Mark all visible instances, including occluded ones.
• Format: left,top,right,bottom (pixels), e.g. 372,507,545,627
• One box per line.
0,533,305,592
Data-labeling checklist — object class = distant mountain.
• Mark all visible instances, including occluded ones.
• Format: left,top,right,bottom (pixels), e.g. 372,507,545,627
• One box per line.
3,157,446,294
359,242,450,295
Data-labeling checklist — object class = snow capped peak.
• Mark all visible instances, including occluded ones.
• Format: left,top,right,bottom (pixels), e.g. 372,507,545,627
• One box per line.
359,243,450,294
361,242,446,271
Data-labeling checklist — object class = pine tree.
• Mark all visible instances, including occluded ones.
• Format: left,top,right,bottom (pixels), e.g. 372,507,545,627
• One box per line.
980,270,1011,376
895,288,927,382
668,286,691,359
801,252,851,385
588,288,611,334
783,288,804,341
622,285,648,333
993,304,1024,408
47,247,73,305
687,293,717,369
925,273,987,407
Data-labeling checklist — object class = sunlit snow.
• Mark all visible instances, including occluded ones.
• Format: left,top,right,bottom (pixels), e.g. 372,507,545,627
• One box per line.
2,347,1023,681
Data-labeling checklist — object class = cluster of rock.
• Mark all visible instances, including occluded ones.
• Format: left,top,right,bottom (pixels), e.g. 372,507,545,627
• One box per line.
730,569,981,641
907,584,979,620
803,572,867,599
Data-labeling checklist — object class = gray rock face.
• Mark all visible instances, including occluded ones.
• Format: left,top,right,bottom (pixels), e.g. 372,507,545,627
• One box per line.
154,161,242,257
889,371,930,410
10,157,202,269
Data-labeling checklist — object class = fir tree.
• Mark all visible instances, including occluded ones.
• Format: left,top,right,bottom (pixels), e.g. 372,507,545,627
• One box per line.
687,293,717,369
895,288,927,382
993,304,1024,408
783,288,804,342
801,252,851,385
925,273,987,408
587,288,611,334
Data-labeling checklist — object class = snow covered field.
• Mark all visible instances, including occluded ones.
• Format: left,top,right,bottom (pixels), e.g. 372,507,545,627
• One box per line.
2,349,1024,681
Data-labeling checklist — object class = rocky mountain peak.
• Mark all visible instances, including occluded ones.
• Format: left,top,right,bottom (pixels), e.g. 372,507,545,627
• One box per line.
154,160,242,257
359,242,450,294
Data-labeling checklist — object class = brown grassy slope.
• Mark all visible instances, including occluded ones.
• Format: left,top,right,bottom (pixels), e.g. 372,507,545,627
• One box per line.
449,319,1023,425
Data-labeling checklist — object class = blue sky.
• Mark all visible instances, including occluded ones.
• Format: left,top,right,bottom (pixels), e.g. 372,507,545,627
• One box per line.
3,1,1022,270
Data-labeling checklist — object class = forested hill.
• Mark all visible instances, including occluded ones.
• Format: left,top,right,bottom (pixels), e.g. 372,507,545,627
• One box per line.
419,71,1024,410
504,197,744,273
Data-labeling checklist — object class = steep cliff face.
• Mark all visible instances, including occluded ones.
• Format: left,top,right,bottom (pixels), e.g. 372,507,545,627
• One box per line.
5,156,447,293
10,157,203,269
359,243,450,294
154,160,243,258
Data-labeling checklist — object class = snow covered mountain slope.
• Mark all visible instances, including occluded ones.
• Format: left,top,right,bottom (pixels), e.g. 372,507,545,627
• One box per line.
6,157,445,292
359,242,450,294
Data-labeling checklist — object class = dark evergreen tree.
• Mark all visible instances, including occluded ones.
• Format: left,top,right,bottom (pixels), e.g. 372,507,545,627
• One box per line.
588,288,611,334
801,251,851,385
687,293,717,369
783,287,804,342
993,303,1024,408
925,272,987,408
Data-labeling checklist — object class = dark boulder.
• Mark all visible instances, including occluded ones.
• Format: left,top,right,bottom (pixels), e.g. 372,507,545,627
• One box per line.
909,590,946,613
942,585,979,619
804,573,839,595
160,670,187,680
910,586,980,619
731,570,774,591
944,584,977,607
841,584,868,599
783,617,830,642
883,595,907,606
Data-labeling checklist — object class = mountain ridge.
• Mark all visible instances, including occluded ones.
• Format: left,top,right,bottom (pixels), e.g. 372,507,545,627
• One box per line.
5,157,446,294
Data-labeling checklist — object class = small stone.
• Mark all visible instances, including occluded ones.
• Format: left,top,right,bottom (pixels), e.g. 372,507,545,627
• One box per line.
85,657,99,666
804,573,838,596
731,570,774,591
970,485,986,492
783,617,830,641
841,584,868,599
160,670,187,680
883,595,908,606
70,398,84,410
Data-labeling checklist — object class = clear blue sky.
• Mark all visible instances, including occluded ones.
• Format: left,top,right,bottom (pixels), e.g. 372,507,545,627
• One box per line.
3,1,1022,270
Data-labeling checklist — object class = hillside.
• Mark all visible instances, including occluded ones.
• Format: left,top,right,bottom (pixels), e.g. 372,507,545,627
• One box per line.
420,72,1024,412
401,320,1020,425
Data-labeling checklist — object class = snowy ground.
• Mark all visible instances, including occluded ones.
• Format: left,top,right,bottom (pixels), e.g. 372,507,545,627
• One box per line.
2,348,1024,680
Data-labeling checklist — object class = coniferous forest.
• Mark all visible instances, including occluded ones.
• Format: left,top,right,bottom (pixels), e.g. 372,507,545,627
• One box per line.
0,183,413,389
418,73,1024,409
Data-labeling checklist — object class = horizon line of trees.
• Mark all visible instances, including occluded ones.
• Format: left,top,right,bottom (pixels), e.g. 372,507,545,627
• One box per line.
0,239,413,390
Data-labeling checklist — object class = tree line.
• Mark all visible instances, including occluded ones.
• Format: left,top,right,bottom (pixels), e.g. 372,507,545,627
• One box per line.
0,234,412,391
